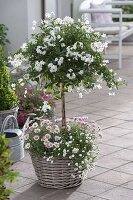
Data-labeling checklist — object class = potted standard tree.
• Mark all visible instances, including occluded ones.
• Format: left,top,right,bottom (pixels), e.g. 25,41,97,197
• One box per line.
9,14,124,189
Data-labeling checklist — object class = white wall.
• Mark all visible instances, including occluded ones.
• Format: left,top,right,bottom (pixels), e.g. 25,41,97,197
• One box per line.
45,0,57,16
57,0,73,18
0,0,42,55
45,0,73,18
73,0,84,21
0,0,28,55
0,0,85,55
27,0,42,38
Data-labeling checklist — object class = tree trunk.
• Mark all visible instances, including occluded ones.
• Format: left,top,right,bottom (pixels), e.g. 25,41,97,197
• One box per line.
61,83,66,127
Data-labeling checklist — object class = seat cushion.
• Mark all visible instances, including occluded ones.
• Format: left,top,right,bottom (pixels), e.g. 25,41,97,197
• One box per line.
114,22,133,29
90,0,113,25
94,25,128,35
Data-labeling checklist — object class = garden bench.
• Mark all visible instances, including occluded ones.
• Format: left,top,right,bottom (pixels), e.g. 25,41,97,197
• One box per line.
79,0,133,69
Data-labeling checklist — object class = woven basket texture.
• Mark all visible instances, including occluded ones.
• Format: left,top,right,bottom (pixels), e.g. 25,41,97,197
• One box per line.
31,154,82,189
0,107,18,132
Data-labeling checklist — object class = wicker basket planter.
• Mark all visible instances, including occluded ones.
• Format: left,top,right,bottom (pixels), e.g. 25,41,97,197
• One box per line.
0,107,18,133
30,154,82,189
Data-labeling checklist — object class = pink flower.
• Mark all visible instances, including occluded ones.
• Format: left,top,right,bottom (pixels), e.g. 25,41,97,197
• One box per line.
27,88,33,93
33,135,40,141
17,112,28,128
45,142,53,148
44,134,51,140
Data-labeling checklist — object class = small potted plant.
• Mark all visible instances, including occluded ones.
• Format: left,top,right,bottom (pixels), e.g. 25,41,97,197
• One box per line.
13,79,56,128
9,13,123,188
0,58,18,131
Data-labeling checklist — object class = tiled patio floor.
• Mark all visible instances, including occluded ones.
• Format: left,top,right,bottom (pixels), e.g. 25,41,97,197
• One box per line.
10,45,133,200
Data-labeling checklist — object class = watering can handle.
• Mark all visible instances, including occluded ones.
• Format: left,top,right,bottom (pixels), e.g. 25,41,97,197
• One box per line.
0,115,19,135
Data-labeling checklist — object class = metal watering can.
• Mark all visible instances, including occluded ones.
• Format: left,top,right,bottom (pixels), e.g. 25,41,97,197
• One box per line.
0,115,24,162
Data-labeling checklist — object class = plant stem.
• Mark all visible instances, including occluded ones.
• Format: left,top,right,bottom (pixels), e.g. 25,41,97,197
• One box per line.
61,83,66,127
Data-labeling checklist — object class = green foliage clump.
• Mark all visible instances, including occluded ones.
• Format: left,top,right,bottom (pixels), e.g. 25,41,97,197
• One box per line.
0,24,9,58
0,135,19,200
0,59,18,111
114,3,133,22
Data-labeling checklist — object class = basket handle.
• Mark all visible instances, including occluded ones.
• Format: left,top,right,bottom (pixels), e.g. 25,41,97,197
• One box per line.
0,115,19,135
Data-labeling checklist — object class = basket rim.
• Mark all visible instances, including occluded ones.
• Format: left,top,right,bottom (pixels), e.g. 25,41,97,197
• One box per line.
30,153,71,161
0,106,18,114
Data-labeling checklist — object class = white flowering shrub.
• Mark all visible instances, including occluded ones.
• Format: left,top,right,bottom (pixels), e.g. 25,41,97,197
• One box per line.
25,117,100,178
9,13,123,97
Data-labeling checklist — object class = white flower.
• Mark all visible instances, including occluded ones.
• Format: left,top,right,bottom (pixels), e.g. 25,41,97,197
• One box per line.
79,93,83,98
103,59,109,64
109,92,115,96
66,73,76,80
54,126,60,134
61,43,65,47
68,85,73,93
34,128,41,133
63,16,74,25
8,53,24,68
18,78,23,83
67,125,71,131
32,20,37,26
54,142,60,148
58,57,64,66
117,77,122,82
11,83,16,90
25,143,30,149
55,136,61,141
63,149,67,157
95,84,102,90
21,43,27,52
41,101,51,112
35,60,45,72
24,134,29,140
32,20,37,30
91,41,106,52
57,35,61,39
68,69,73,73
48,63,57,73
78,70,84,75
72,43,77,50
36,46,46,55
72,148,79,154
54,18,63,25
45,12,55,19
46,125,52,132
32,122,38,128
109,69,113,73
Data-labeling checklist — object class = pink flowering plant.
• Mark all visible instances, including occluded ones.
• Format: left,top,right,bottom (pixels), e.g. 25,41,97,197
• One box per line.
12,79,55,128
25,117,101,178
